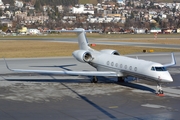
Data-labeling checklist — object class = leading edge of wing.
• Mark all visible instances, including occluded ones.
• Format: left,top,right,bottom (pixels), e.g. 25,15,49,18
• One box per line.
9,69,117,76
4,59,117,76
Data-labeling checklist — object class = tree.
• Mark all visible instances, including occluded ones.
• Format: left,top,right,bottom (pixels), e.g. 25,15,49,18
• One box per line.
2,0,14,5
150,23,156,28
2,24,8,32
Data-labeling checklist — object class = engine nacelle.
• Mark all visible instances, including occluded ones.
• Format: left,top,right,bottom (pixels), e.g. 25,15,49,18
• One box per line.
100,49,120,55
72,50,93,63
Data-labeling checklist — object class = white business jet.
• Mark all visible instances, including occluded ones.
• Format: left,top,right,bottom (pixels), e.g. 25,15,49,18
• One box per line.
5,28,176,95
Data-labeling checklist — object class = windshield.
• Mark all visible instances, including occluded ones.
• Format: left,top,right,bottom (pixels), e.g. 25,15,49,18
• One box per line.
151,66,167,71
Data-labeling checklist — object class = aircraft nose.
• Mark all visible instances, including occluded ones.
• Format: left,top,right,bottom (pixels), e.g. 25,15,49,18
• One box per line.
167,76,173,82
161,72,173,82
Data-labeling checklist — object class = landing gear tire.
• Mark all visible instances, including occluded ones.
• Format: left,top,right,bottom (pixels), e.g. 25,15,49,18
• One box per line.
158,89,164,94
157,83,164,96
117,77,125,82
91,76,98,83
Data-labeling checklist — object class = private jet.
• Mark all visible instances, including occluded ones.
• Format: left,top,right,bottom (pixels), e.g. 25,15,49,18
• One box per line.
5,28,176,95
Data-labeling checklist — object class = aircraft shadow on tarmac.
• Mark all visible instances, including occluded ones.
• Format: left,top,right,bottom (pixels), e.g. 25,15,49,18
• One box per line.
116,82,156,93
1,75,152,119
2,75,156,94
1,76,118,119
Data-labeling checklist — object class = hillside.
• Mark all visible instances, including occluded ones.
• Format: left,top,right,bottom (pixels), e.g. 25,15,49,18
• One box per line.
79,0,98,4
2,0,78,6
2,0,177,6
2,0,98,6
154,0,177,2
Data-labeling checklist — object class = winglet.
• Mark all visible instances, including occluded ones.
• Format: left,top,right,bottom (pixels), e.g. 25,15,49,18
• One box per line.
4,58,13,71
163,53,176,67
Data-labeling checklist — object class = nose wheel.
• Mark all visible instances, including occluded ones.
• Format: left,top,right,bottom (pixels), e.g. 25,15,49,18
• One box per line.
157,83,164,96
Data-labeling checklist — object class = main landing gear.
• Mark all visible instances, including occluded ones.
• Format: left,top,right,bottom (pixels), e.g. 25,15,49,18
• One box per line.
91,76,98,83
117,77,125,82
157,83,164,96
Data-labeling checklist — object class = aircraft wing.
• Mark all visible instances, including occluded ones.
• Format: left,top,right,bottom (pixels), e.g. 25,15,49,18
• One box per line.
4,59,117,77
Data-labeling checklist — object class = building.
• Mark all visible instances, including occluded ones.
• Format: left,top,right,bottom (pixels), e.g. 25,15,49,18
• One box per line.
0,19,12,27
117,0,125,5
150,27,161,33
27,29,40,35
18,27,27,34
0,0,5,10
14,0,23,8
71,4,94,14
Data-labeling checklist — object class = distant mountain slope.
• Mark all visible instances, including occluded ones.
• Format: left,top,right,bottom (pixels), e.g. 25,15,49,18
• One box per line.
2,0,176,7
2,0,78,6
154,0,174,2
79,0,98,4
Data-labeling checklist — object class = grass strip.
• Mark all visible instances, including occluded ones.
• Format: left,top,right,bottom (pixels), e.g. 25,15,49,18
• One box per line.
0,40,180,58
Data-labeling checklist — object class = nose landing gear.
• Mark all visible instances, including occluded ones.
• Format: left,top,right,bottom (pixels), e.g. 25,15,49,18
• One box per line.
157,83,164,96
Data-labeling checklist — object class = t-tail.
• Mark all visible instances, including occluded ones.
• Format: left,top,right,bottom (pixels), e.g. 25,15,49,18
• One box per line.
61,28,97,63
48,28,97,50
60,28,95,50
75,28,90,50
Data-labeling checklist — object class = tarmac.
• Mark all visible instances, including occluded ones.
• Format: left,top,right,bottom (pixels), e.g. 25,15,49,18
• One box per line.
0,52,180,120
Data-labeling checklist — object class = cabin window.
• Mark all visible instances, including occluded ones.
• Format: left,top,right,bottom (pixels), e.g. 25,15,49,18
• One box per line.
120,64,123,68
125,65,127,69
129,66,132,70
115,63,118,67
134,67,137,71
107,61,110,65
111,62,114,66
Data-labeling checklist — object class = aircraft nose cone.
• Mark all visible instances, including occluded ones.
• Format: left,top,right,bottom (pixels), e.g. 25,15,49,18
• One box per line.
167,72,173,82
162,72,173,82
159,72,173,82
168,76,173,82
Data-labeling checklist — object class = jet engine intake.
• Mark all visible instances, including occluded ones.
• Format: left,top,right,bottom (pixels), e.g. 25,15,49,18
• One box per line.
72,50,93,63
100,49,120,55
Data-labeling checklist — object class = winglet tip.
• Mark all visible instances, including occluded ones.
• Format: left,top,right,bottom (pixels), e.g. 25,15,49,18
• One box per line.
171,52,176,65
3,58,11,70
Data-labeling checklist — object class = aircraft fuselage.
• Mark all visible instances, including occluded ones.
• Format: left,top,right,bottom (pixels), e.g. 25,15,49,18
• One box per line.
90,52,173,83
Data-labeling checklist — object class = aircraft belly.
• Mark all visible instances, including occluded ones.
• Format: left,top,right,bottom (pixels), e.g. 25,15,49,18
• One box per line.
96,65,114,71
121,70,159,82
90,62,124,76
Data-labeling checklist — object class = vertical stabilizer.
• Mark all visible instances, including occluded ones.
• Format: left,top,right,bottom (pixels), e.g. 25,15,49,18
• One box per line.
76,28,90,50
56,28,95,50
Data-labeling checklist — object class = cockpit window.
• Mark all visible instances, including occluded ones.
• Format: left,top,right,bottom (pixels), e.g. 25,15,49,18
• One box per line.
151,66,167,71
155,67,167,71
151,67,155,71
